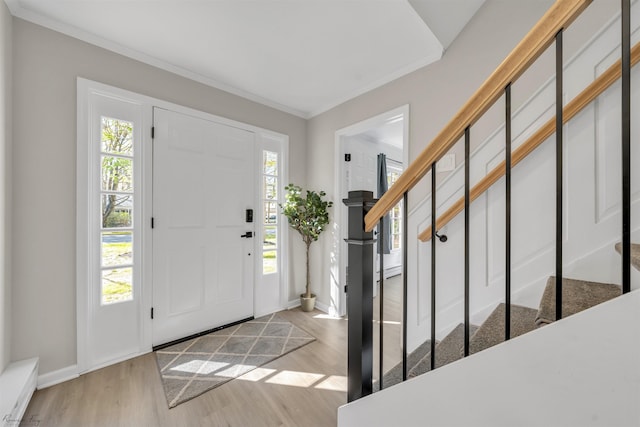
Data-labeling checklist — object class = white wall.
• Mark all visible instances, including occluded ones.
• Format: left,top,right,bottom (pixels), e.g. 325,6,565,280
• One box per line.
306,0,621,319
0,0,12,374
408,4,640,348
10,18,308,375
339,289,640,427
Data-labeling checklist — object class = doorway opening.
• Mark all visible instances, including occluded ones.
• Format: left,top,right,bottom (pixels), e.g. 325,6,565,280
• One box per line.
333,105,409,318
334,105,409,388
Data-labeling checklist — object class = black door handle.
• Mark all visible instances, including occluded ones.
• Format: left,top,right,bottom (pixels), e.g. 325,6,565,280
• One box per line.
240,232,253,238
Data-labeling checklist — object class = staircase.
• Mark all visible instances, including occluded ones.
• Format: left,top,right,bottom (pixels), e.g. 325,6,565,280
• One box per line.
341,0,637,422
375,243,629,389
339,287,640,426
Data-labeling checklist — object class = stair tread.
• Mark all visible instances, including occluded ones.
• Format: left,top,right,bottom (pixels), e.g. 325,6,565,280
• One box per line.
536,277,621,326
374,339,434,391
468,303,538,355
409,323,479,378
614,242,640,272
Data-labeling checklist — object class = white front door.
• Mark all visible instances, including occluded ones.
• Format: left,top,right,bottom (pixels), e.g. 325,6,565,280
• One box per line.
152,107,255,346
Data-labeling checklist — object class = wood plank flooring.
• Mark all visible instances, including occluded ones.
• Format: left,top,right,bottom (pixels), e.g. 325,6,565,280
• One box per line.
373,274,403,382
22,308,348,427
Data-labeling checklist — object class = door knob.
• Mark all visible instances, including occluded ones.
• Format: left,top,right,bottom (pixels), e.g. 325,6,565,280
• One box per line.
240,232,253,238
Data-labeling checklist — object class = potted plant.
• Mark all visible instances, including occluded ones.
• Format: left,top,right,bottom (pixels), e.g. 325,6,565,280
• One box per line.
280,184,333,312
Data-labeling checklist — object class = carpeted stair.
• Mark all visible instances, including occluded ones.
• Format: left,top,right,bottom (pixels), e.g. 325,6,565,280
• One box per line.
375,242,630,389
374,323,481,390
409,323,479,378
373,339,433,391
468,303,538,355
614,242,640,271
535,277,621,326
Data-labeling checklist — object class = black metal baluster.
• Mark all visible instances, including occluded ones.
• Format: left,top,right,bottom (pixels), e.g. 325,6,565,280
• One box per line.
378,218,384,389
622,0,631,294
555,29,564,321
431,164,437,371
505,84,512,341
402,192,408,381
464,127,470,357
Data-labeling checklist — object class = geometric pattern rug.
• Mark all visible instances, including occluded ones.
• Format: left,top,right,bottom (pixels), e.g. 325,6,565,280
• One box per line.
155,313,315,408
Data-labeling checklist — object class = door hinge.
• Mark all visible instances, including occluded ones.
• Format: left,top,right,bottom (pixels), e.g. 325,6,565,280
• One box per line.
151,307,154,319
345,153,351,162
344,285,348,293
151,126,155,139
151,217,155,229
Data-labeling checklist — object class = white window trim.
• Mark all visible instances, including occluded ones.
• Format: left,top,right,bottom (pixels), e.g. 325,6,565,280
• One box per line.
77,80,151,372
387,162,404,254
256,133,289,313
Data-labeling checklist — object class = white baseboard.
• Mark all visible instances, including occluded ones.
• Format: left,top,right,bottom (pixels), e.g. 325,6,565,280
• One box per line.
286,299,301,310
314,300,330,314
37,365,78,390
286,298,330,314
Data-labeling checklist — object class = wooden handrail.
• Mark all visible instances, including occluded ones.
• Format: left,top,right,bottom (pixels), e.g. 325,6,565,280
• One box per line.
419,40,640,242
364,0,592,232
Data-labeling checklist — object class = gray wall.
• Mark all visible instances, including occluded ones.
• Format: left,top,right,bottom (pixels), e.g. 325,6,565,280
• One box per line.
11,17,307,374
305,0,620,310
0,0,12,374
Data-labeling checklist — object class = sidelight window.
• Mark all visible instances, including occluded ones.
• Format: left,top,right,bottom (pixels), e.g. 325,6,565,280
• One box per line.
99,117,135,304
262,150,279,274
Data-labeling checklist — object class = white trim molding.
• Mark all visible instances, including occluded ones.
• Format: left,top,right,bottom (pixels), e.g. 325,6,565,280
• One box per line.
37,364,78,390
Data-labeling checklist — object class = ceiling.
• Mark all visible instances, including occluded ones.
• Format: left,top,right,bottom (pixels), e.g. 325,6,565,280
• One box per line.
5,0,484,118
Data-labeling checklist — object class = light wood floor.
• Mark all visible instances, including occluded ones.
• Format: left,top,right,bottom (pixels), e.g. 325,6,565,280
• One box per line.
22,308,348,427
373,274,403,381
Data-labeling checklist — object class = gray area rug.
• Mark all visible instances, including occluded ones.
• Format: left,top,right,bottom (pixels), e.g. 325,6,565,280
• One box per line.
155,313,315,408
536,277,621,326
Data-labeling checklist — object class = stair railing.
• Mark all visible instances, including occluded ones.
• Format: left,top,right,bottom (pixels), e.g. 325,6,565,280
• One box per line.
343,0,633,403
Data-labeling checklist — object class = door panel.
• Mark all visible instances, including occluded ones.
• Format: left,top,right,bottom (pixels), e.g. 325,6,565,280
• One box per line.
153,107,255,345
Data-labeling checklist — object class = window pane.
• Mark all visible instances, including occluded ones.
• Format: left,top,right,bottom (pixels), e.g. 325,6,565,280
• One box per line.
263,151,278,176
264,201,278,224
102,156,133,192
264,176,277,200
263,226,277,250
393,234,401,249
263,251,277,274
101,117,133,156
393,219,400,234
102,194,132,228
102,267,133,304
101,231,132,267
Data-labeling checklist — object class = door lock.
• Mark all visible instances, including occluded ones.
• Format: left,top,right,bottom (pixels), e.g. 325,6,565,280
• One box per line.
240,232,253,238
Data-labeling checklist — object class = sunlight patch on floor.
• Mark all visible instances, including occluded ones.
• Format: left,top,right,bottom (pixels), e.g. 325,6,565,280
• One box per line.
374,320,401,325
217,364,256,378
236,367,347,392
313,313,344,320
170,360,228,375
239,367,277,382
315,375,348,392
266,370,325,387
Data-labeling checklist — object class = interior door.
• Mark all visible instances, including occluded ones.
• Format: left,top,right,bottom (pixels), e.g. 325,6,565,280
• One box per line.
152,107,255,346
